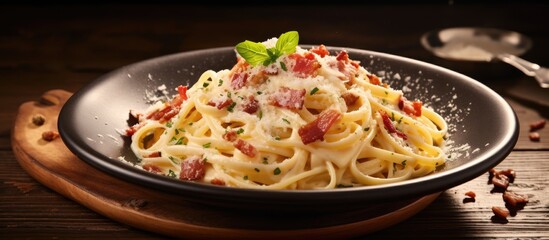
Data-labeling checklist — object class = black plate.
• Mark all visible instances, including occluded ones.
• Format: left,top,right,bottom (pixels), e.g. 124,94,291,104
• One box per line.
58,46,518,212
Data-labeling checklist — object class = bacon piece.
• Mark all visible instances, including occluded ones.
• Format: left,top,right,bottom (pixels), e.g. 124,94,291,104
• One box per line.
180,156,205,181
380,111,408,140
367,74,381,85
529,132,540,142
42,130,60,141
298,109,342,144
464,191,476,199
223,130,238,142
335,51,359,81
492,206,510,219
146,151,161,158
503,191,529,207
234,139,257,157
491,173,510,190
530,119,546,131
289,53,321,78
342,92,359,106
143,164,162,174
490,168,516,183
398,96,422,117
242,95,259,114
208,97,233,110
231,72,248,90
270,87,306,110
311,44,329,57
210,178,226,186
177,85,188,101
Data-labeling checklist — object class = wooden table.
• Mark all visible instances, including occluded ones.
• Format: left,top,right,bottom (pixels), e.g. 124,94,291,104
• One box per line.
2,3,548,239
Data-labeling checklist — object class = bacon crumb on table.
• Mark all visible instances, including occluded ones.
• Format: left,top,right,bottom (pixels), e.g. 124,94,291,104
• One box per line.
503,191,529,207
464,191,476,199
32,114,46,126
529,132,540,142
529,119,546,131
492,206,510,219
42,130,60,141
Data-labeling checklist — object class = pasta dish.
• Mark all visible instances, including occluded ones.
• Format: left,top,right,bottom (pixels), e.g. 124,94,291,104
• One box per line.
125,31,448,190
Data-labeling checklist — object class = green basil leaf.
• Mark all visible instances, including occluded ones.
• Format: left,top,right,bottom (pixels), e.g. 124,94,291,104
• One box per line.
236,40,270,66
276,31,299,54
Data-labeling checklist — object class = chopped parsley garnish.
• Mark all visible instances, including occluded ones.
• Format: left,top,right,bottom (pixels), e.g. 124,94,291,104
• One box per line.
243,175,248,180
175,137,186,145
273,167,281,175
236,128,244,134
203,82,210,88
274,136,281,140
254,168,260,172
258,110,263,119
168,156,179,164
256,91,263,95
203,142,211,148
310,87,319,95
218,79,223,86
280,61,287,71
227,102,237,112
168,170,177,178
235,31,299,66
364,127,370,131
262,157,269,164
401,160,407,167
166,120,173,128
282,118,290,124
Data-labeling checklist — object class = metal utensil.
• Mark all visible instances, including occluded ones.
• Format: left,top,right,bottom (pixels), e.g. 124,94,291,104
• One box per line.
421,27,549,88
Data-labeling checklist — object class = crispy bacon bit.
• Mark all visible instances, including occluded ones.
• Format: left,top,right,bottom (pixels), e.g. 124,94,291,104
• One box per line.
491,173,510,190
289,53,321,78
298,109,342,144
42,130,60,141
492,206,510,219
223,130,238,142
465,191,476,199
177,85,188,101
32,114,46,126
147,152,161,158
380,111,408,140
530,119,546,131
335,51,359,81
529,132,540,142
270,87,306,110
367,74,381,85
231,72,248,90
210,178,226,186
399,96,422,117
242,96,259,114
342,92,359,106
143,164,162,174
208,97,233,110
490,168,516,183
180,156,205,181
234,139,257,157
503,191,529,207
145,88,187,123
336,51,350,61
311,44,329,57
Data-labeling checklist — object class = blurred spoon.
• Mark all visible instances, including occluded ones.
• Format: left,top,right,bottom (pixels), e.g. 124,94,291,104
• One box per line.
421,27,549,88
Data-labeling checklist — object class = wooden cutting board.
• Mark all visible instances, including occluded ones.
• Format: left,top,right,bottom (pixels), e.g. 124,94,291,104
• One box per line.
11,89,439,239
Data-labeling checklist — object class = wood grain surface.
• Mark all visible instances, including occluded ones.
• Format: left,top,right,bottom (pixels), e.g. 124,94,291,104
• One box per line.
1,3,548,239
